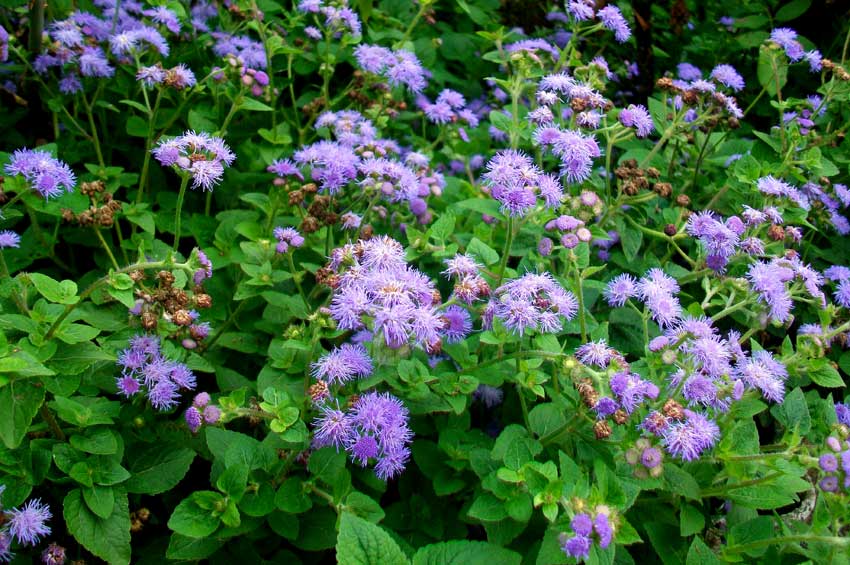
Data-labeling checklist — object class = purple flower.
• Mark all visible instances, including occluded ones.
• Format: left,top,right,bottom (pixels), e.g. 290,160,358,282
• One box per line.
594,397,618,418
0,230,20,249
593,513,613,548
473,385,504,408
571,513,593,536
576,340,614,368
5,148,76,199
41,542,66,565
562,534,592,559
835,402,850,426
733,350,788,403
820,453,838,472
482,150,562,216
313,404,351,450
442,305,472,343
662,410,720,461
641,447,662,468
7,498,51,546
212,32,267,69
619,104,654,137
116,334,195,410
710,64,744,91
677,63,702,81
202,405,221,424
746,261,794,323
312,343,373,385
152,131,234,191
137,65,166,86
597,5,631,42
604,274,637,307
490,272,577,336
185,406,202,432
610,371,658,413
770,28,805,61
273,226,305,254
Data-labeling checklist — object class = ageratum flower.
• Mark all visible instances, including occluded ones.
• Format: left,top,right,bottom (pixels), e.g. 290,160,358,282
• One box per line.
597,5,631,42
5,148,76,199
746,260,795,322
273,227,305,254
152,131,235,191
710,64,745,91
116,334,196,410
312,391,413,480
0,231,20,249
733,350,788,402
533,126,601,184
604,273,638,307
482,150,564,216
618,104,654,137
211,32,266,68
488,272,578,336
661,410,720,461
353,44,427,92
6,499,51,546
311,343,373,385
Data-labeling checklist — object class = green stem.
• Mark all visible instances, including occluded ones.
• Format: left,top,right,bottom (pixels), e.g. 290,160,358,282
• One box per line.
81,90,106,169
44,259,177,340
710,300,749,322
40,405,66,441
457,350,568,375
398,2,427,45
574,266,587,343
136,90,162,205
496,216,514,287
1,192,25,212
204,300,249,350
0,252,27,312
286,252,309,308
93,227,120,270
700,472,783,497
28,0,45,54
726,535,850,555
173,175,190,252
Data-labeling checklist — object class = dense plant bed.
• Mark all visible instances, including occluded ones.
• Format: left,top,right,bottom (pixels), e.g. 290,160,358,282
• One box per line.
1,0,850,563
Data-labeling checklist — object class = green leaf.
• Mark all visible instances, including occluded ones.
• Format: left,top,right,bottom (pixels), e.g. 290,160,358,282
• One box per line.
808,360,844,388
216,463,249,502
64,488,131,565
467,237,500,266
686,537,723,565
335,512,409,565
70,427,118,455
664,464,701,501
124,446,196,495
83,485,115,519
528,403,566,439
54,323,101,344
168,491,223,538
166,534,224,560
47,342,114,376
680,503,705,537
28,273,78,304
344,491,385,523
0,380,45,448
241,98,274,112
770,387,811,435
775,0,811,21
274,477,313,514
467,493,507,522
413,540,522,565
757,45,788,96
51,396,120,427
